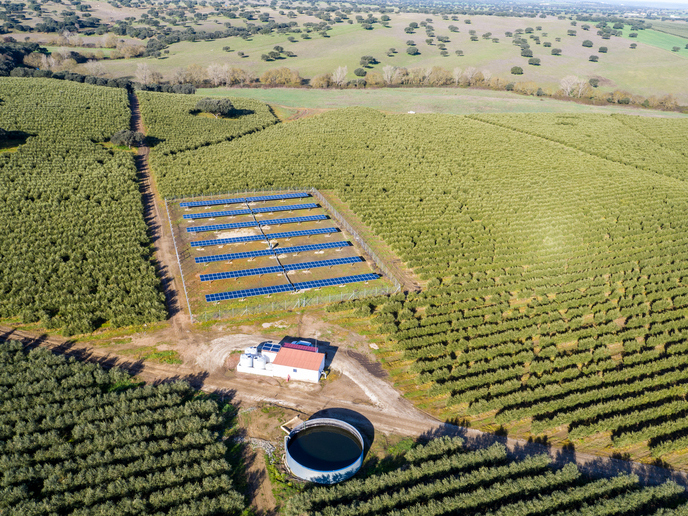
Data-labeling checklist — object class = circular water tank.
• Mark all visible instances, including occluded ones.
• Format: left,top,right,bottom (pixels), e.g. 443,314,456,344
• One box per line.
254,355,267,370
285,418,364,484
239,354,253,368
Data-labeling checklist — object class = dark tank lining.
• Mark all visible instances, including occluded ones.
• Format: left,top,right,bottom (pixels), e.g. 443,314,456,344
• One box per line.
287,426,362,471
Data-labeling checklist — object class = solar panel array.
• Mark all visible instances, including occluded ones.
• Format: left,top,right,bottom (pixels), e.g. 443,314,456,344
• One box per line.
194,241,352,264
206,283,293,302
199,256,362,282
180,192,309,208
190,227,339,247
252,203,319,214
187,214,327,234
183,209,250,220
260,342,282,353
205,273,379,302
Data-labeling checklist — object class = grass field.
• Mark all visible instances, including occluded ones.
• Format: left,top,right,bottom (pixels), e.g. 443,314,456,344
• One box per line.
196,87,688,116
620,25,688,55
644,19,688,40
92,13,688,104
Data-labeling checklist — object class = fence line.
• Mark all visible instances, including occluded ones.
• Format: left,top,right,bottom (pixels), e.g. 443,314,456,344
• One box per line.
195,286,395,322
309,188,403,293
167,188,403,322
164,199,195,323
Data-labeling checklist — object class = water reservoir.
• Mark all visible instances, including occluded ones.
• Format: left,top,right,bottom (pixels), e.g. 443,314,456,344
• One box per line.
254,355,267,370
285,418,364,484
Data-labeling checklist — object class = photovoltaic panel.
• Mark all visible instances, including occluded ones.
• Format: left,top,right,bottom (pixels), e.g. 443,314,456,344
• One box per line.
199,256,362,282
246,193,310,203
180,192,309,208
292,273,380,291
187,221,258,233
260,342,282,353
183,209,251,220
190,227,339,248
205,283,293,302
252,203,319,214
188,214,328,233
204,273,379,302
259,214,327,226
194,241,352,264
200,265,284,282
283,256,362,271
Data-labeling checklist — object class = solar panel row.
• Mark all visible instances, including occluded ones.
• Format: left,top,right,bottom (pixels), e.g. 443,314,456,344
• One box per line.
199,256,362,282
180,192,309,208
194,241,352,264
200,265,285,281
252,203,319,214
190,227,339,248
205,273,379,302
183,209,250,220
186,214,327,234
206,283,293,302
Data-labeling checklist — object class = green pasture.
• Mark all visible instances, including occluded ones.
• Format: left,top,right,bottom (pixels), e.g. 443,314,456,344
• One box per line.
641,19,688,39
197,87,688,116
95,13,688,104
619,25,688,56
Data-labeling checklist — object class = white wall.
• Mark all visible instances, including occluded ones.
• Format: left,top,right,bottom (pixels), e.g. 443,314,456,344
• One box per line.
271,362,323,383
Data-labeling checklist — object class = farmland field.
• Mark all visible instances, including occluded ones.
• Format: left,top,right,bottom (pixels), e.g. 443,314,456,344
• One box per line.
0,339,246,515
286,436,688,516
137,92,688,467
0,78,166,335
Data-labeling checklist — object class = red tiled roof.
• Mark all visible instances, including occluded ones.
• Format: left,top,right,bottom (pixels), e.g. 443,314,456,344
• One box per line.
272,347,325,371
283,342,318,353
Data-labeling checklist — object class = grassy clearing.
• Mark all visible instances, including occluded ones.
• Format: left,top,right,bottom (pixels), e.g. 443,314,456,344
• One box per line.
117,345,183,364
197,87,688,116
620,26,688,56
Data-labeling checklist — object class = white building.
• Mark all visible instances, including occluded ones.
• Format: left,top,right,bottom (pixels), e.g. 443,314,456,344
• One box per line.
270,347,326,383
235,342,326,383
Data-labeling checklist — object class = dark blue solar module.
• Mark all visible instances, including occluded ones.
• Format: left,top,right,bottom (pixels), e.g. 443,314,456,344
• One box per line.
199,256,362,282
187,221,258,233
187,214,327,234
283,256,362,271
200,265,285,281
260,342,282,353
180,192,309,208
206,283,293,302
205,273,379,302
259,214,327,226
183,209,251,220
252,203,318,214
194,241,352,264
190,227,339,248
292,273,379,291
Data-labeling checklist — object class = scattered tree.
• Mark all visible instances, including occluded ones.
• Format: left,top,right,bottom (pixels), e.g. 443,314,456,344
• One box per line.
331,65,348,87
582,40,593,47
407,47,420,55
354,68,366,77
528,58,541,66
110,129,144,148
599,46,608,53
195,98,235,118
589,78,599,88
511,66,524,75
589,55,599,62
551,48,562,56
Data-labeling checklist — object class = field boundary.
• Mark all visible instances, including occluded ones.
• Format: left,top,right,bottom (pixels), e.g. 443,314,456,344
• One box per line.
165,187,402,322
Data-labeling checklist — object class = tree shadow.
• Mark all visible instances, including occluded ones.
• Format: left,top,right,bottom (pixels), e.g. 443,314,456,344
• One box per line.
0,130,33,150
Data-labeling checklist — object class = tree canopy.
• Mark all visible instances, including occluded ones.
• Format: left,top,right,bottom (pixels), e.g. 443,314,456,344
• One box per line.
195,97,236,118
